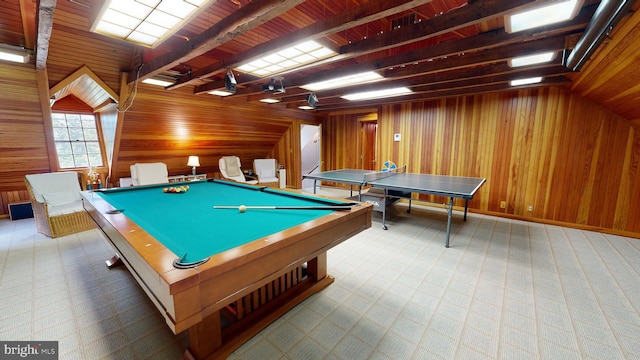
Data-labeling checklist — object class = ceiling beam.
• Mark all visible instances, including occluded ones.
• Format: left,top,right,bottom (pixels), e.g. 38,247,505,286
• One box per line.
339,0,538,55
300,63,569,103
195,1,594,96
313,77,570,112
194,0,541,95
126,0,306,84
19,0,36,50
168,0,436,90
35,0,56,70
292,5,592,87
383,34,569,79
215,20,584,98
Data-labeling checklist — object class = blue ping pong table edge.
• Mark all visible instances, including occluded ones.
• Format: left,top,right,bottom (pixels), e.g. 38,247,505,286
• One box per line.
303,170,486,199
369,176,486,199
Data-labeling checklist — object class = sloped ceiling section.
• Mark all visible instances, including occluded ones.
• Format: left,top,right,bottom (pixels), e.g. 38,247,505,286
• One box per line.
49,66,119,111
568,4,640,125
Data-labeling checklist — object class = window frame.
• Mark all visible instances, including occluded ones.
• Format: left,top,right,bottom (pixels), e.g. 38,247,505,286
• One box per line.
50,111,108,171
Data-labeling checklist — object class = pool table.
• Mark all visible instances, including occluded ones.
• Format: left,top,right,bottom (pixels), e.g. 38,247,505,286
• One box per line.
81,179,372,359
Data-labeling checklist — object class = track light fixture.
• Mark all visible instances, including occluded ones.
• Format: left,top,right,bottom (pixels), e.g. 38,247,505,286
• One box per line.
262,77,285,94
224,70,237,94
306,93,318,108
299,93,318,110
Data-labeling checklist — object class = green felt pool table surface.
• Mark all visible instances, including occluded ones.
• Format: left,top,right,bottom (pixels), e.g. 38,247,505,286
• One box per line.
94,180,348,263
82,178,372,359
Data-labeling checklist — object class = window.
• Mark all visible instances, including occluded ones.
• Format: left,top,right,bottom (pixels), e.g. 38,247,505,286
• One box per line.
52,113,104,169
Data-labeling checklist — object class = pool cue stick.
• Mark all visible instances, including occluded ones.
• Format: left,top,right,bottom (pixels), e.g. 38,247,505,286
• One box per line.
213,205,353,211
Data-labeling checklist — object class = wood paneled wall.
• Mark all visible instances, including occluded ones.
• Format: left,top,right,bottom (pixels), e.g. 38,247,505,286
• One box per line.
322,113,363,170
0,63,48,213
323,86,640,236
112,84,319,183
269,121,298,189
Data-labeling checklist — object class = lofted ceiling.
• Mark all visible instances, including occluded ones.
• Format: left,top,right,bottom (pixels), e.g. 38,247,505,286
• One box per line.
2,0,640,120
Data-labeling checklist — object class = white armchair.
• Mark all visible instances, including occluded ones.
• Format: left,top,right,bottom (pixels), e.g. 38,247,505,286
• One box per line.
219,156,258,184
253,159,279,187
25,172,95,238
130,162,169,185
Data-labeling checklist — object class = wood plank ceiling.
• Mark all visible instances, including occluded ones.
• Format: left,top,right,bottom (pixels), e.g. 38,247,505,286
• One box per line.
2,0,640,120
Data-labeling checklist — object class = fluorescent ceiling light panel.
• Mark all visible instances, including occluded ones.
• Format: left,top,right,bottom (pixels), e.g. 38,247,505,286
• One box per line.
509,52,556,67
510,77,543,86
301,71,384,91
506,0,581,33
260,98,281,103
92,0,212,48
298,105,315,110
0,46,29,63
208,90,234,96
236,41,337,77
342,87,413,101
142,75,176,87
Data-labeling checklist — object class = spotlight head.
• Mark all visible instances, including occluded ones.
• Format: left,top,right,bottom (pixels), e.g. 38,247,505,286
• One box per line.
224,70,237,93
263,81,275,91
306,92,318,108
263,78,285,94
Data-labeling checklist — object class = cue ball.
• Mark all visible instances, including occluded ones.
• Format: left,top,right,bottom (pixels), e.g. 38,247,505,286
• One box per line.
238,205,247,213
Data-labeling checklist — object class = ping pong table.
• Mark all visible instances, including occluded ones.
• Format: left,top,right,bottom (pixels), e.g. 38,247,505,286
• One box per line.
303,167,486,247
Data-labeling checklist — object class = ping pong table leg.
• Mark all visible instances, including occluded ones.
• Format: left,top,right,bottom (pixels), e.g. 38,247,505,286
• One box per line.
382,188,388,230
313,180,318,194
463,199,469,221
445,197,454,248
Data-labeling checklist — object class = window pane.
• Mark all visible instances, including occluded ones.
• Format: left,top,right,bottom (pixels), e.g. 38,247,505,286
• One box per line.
81,115,96,128
84,128,98,140
85,142,101,153
55,142,72,155
66,114,82,127
52,114,67,128
69,128,84,141
51,113,66,121
71,142,87,155
59,155,75,168
88,153,103,167
53,128,70,141
74,154,89,167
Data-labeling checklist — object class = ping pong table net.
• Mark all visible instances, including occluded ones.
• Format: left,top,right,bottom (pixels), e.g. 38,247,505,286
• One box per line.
363,165,407,182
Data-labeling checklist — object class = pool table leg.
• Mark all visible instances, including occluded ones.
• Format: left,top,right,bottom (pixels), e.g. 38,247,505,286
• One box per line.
306,252,327,281
185,314,222,360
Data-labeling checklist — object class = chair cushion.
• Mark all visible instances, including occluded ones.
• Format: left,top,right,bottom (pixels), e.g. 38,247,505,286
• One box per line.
132,162,168,185
254,159,278,183
48,201,85,216
42,192,77,207
253,159,277,181
223,156,242,177
26,172,82,203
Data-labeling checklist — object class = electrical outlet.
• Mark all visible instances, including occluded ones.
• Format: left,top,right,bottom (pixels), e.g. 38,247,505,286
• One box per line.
500,201,506,209
527,205,533,212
